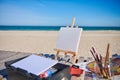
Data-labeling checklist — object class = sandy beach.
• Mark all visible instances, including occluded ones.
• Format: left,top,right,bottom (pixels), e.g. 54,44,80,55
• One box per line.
0,30,120,57
0,30,120,55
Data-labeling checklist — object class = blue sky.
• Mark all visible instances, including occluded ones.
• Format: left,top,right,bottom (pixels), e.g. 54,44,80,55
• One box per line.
0,0,120,26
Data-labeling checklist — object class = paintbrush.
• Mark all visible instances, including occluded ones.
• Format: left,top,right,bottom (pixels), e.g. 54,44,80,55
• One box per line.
90,48,101,74
91,48,104,76
100,54,102,62
104,43,110,77
90,49,97,61
105,43,110,66
91,47,108,78
92,47,100,62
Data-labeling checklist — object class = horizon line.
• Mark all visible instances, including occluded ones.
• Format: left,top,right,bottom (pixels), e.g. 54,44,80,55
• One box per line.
0,25,120,27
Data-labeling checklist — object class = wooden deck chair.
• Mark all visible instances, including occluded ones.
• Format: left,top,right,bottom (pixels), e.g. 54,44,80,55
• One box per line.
54,18,83,64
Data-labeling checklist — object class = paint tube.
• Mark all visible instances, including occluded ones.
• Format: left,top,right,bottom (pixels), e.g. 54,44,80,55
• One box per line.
40,67,57,78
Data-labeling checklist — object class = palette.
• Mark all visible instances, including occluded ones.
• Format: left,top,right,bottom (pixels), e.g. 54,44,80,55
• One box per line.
87,58,120,76
87,61,99,74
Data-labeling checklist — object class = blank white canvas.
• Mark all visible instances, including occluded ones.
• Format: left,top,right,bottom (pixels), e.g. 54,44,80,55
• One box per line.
12,55,58,75
56,27,83,53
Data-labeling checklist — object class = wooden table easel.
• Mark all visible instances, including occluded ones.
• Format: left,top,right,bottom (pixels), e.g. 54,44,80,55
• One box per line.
54,18,79,64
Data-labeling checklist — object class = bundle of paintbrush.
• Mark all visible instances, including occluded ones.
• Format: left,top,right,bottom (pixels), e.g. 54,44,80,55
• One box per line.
90,43,111,79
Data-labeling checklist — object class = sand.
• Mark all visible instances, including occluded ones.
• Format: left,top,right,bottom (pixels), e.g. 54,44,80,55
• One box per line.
0,30,120,57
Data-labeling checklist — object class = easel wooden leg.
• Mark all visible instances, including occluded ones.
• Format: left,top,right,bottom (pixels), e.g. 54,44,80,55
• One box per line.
72,53,77,64
64,52,67,56
55,51,59,60
72,56,75,64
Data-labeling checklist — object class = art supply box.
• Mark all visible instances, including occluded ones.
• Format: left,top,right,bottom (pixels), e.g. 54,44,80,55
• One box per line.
5,56,71,80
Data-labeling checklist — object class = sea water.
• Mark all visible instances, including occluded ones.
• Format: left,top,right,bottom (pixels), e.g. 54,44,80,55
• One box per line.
0,26,120,31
